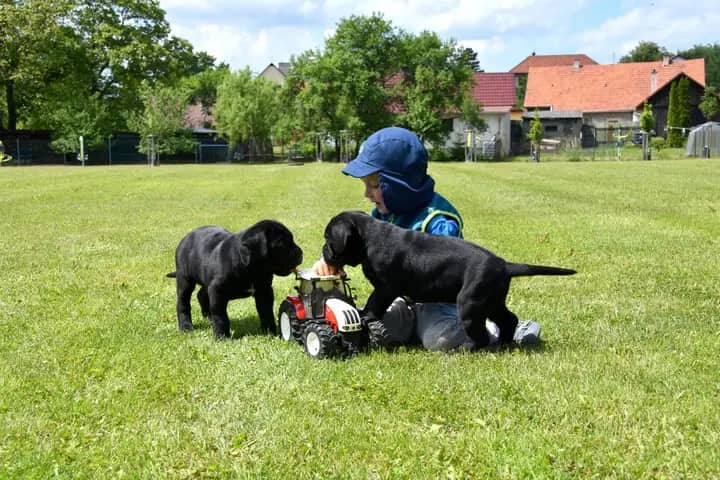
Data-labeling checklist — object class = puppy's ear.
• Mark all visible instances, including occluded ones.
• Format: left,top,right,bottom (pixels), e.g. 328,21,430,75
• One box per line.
244,228,268,258
324,216,362,266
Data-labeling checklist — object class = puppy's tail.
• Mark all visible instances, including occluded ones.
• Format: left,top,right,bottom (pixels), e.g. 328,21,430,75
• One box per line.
506,262,576,278
166,272,177,278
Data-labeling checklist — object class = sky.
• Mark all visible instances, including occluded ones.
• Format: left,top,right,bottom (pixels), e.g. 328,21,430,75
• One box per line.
158,0,719,75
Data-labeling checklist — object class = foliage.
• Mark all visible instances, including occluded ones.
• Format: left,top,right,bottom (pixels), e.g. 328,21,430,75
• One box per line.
650,136,666,150
515,75,527,107
127,82,195,160
396,30,480,145
667,77,691,148
286,14,480,153
619,40,669,63
285,14,400,153
458,46,483,72
676,76,691,131
181,65,231,128
666,80,680,147
699,86,720,121
639,101,655,133
214,69,281,159
677,42,720,89
0,0,215,132
1,162,719,478
527,109,543,161
639,101,655,160
528,109,543,145
47,92,113,153
0,0,71,130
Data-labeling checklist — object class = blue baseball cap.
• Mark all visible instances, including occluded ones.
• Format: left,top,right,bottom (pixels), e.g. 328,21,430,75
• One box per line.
342,127,429,185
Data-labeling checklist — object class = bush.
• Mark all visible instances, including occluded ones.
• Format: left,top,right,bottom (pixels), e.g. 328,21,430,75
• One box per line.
428,148,454,162
650,137,666,150
566,149,582,162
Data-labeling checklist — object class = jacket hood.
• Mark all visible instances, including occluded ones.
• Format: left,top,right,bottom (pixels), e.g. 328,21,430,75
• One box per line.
342,127,435,214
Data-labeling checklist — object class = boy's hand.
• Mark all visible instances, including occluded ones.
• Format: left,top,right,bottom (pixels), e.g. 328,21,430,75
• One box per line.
312,258,344,276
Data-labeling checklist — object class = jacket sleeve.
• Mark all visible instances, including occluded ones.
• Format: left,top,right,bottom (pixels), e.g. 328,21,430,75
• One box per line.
425,215,460,237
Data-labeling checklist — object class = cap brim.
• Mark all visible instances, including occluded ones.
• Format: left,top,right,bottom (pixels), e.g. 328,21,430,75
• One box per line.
342,155,379,178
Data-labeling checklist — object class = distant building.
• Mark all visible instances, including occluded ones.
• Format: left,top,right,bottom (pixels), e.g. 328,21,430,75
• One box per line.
258,62,291,85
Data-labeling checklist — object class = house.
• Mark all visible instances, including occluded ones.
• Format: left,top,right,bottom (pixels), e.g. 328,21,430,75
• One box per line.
523,57,706,146
258,62,291,85
510,52,598,105
449,72,517,158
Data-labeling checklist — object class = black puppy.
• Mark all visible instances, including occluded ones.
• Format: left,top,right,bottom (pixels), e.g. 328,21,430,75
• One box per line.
167,220,303,338
322,211,576,347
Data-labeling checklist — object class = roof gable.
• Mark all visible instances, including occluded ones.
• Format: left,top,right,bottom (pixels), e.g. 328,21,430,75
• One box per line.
471,72,516,107
524,58,706,112
510,53,598,74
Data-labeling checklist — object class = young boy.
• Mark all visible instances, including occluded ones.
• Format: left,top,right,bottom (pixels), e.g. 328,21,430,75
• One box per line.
315,126,540,351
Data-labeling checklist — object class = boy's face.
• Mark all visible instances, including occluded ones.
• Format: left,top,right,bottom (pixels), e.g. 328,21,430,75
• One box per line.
362,173,388,214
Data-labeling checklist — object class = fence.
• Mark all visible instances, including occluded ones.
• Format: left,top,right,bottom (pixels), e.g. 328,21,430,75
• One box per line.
0,130,241,166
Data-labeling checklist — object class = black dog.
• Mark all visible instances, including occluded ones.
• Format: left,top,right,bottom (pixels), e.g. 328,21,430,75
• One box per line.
167,220,303,338
322,211,576,347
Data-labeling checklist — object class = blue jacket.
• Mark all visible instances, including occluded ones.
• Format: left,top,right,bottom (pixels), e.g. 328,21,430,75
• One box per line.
371,192,463,238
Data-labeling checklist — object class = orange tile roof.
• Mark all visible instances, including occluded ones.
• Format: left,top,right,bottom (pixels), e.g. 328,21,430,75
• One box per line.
471,72,516,107
510,54,598,74
524,58,706,112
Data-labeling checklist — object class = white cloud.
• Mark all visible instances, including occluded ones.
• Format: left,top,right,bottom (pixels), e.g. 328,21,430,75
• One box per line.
159,0,720,74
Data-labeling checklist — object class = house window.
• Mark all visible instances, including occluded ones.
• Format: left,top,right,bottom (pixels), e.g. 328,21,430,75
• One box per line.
544,125,558,133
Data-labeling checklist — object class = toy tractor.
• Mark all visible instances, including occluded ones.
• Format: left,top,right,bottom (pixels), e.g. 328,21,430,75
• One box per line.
277,269,388,359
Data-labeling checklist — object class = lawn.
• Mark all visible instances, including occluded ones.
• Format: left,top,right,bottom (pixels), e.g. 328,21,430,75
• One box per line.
1,159,718,479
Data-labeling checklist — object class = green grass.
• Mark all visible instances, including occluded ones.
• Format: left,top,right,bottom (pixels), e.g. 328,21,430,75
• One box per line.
1,159,719,479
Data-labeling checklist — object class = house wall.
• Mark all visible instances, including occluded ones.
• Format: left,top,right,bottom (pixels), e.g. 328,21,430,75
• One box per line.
521,118,583,148
582,112,635,129
647,79,707,137
450,113,511,157
259,66,286,85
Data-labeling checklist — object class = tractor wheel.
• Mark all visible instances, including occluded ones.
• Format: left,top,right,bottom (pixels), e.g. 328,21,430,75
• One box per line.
302,321,339,359
278,299,302,343
366,319,394,350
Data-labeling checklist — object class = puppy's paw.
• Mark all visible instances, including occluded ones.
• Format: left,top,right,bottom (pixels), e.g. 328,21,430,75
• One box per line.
179,322,194,332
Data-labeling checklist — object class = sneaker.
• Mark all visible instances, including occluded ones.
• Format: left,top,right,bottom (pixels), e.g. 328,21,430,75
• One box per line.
513,320,541,345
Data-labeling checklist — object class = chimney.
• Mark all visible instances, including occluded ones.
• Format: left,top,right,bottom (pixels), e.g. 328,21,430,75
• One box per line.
650,68,658,92
662,55,671,66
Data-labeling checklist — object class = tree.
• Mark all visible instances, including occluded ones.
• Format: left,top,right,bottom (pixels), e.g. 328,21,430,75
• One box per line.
699,86,720,121
68,0,213,130
286,14,482,154
527,109,543,162
181,65,231,128
47,92,112,155
0,0,216,133
396,30,483,145
619,41,669,63
666,80,680,146
677,43,720,89
0,1,70,130
676,76,691,134
215,69,281,161
284,14,401,158
639,101,654,160
667,77,691,148
127,82,195,164
459,47,483,72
